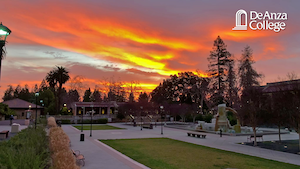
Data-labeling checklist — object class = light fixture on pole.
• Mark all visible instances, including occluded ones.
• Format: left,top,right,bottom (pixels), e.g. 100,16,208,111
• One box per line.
80,106,85,141
35,92,39,129
90,104,94,137
0,22,11,80
140,106,143,131
160,106,164,135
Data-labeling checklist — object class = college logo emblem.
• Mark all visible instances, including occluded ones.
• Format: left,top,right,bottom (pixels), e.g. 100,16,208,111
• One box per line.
232,9,288,32
232,9,247,30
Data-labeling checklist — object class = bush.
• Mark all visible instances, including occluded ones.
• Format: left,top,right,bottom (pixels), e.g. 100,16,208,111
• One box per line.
227,111,237,126
97,118,108,124
48,126,77,169
195,114,204,121
47,116,57,128
117,113,125,120
204,114,213,123
60,119,71,124
185,114,193,122
0,127,50,169
52,150,79,169
78,118,108,124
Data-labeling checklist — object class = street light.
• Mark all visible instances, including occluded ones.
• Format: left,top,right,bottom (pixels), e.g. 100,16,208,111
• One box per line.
160,106,164,135
199,105,202,114
0,22,11,80
140,106,143,131
28,105,31,120
80,106,85,141
90,104,94,137
35,92,39,129
40,100,43,118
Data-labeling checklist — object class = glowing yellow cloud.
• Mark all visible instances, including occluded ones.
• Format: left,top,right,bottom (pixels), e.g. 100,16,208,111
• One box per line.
89,24,199,51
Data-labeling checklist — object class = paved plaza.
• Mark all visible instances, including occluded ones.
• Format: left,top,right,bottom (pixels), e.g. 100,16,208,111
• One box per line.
62,123,300,169
0,122,299,169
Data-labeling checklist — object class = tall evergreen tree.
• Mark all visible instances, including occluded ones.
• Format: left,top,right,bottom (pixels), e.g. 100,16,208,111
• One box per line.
18,84,32,102
91,89,102,102
226,60,238,107
138,92,149,103
13,85,21,98
39,79,48,91
238,46,262,146
207,36,232,105
2,85,14,101
83,88,92,102
128,92,135,103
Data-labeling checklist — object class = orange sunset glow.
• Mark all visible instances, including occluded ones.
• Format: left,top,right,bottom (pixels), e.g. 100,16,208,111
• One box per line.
0,0,299,100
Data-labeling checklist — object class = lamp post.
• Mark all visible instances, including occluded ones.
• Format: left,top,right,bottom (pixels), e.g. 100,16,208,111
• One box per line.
35,92,39,129
28,105,31,120
140,106,143,131
80,106,85,141
199,105,202,114
160,106,164,135
40,100,43,119
0,22,11,80
90,104,94,137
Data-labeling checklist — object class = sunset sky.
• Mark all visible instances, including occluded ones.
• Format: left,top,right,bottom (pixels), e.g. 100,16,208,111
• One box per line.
1,0,299,99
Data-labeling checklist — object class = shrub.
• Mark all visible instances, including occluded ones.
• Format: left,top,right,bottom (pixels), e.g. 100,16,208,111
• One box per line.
60,119,71,124
0,127,50,169
97,118,108,124
78,118,108,124
49,127,70,153
204,114,213,123
52,150,80,169
47,116,57,128
48,127,78,169
195,114,204,121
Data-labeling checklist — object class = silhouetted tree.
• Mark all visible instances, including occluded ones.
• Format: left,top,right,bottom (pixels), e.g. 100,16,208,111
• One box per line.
289,80,300,151
270,89,292,143
151,72,208,121
18,84,32,102
138,92,149,103
46,66,70,113
207,36,232,105
83,88,91,102
128,93,135,103
91,89,102,102
226,60,238,108
39,79,48,92
238,46,263,146
2,85,14,101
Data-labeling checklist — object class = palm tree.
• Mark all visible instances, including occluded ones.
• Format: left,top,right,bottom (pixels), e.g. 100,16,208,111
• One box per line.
46,66,70,114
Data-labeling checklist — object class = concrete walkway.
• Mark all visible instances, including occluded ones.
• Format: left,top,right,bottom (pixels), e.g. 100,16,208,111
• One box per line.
62,123,300,169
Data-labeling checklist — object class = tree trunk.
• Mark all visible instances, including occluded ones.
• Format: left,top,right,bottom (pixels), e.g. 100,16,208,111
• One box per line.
278,125,281,143
252,126,257,146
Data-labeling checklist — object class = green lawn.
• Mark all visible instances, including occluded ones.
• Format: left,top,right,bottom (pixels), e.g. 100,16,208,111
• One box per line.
73,125,124,130
101,138,299,169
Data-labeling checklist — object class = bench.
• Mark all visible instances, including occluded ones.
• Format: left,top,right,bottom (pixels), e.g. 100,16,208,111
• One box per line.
247,134,263,142
72,149,85,166
142,124,153,129
187,132,206,139
0,130,9,139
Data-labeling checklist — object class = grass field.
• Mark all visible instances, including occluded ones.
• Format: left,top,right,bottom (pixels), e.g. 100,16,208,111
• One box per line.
73,125,124,130
101,138,299,169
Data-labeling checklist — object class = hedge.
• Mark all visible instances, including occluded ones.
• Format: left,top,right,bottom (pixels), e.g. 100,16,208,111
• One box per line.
0,127,50,169
77,118,108,124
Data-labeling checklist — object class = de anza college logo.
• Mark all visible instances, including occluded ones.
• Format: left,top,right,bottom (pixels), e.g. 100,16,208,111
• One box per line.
232,9,288,32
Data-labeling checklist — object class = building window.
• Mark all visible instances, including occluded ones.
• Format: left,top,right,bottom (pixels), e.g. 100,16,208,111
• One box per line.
22,112,24,116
